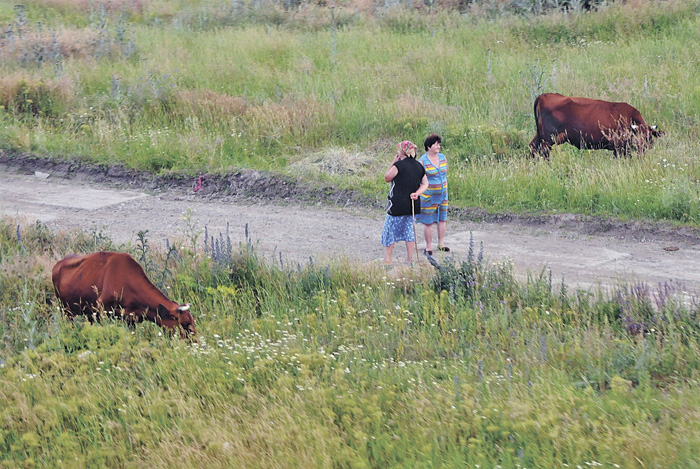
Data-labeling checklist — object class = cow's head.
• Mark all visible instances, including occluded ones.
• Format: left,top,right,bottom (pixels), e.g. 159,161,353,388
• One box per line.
156,303,197,339
176,304,197,338
631,124,665,148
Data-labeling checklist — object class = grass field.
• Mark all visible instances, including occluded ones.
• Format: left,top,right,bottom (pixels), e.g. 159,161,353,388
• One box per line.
2,1,700,467
1,216,700,467
1,0,700,222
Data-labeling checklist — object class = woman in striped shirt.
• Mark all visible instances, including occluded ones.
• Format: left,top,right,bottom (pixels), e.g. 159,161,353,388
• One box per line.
417,134,449,255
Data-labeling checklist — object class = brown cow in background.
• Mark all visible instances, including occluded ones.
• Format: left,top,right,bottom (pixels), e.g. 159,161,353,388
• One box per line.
529,93,664,159
52,251,196,338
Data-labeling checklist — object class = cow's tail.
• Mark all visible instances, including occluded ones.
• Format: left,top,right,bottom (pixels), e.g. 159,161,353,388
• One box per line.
533,94,545,142
529,94,546,158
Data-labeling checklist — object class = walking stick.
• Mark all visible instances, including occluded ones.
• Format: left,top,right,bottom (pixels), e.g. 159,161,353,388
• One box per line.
411,197,420,262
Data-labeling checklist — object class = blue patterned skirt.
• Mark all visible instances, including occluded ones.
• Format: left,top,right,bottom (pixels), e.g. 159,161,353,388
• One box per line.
381,215,417,247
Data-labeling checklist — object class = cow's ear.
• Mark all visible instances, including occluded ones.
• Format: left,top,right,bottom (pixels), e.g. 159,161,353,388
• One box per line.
157,304,169,316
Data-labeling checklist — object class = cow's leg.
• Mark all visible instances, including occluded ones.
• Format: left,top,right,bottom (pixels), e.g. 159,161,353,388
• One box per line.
554,132,568,146
528,135,541,158
121,309,142,328
95,291,118,323
61,300,83,319
613,142,631,158
529,135,551,160
538,140,552,161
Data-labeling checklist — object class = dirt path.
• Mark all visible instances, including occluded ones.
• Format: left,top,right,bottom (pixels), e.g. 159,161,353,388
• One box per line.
2,166,700,295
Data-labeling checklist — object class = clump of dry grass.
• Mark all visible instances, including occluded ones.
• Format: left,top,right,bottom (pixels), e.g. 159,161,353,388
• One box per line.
289,147,376,177
246,96,334,139
175,89,249,118
174,90,332,137
394,90,462,123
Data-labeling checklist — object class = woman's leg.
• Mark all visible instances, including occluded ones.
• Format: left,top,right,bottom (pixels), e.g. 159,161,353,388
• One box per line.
423,223,434,252
437,220,447,248
384,243,394,264
406,241,416,263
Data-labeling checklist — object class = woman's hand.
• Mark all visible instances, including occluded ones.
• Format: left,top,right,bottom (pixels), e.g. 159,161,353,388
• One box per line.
410,192,419,200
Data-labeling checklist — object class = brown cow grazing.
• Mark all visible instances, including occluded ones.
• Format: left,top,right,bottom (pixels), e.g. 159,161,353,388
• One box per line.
52,251,196,338
529,93,664,159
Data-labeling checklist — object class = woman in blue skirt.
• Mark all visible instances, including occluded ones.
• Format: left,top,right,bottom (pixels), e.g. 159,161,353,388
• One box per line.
417,134,449,255
381,141,429,265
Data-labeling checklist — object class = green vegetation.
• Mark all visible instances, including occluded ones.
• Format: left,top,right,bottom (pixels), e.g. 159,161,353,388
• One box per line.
2,216,700,467
3,3,700,463
2,0,700,221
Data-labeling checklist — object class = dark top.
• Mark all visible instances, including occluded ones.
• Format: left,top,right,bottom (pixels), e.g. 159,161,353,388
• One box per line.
386,158,425,216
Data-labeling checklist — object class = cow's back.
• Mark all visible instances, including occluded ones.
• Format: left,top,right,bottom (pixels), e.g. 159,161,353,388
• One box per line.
541,94,644,126
52,252,154,312
98,252,164,312
52,252,112,307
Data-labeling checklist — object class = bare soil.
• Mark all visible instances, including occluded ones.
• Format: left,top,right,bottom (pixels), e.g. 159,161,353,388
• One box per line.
2,150,700,293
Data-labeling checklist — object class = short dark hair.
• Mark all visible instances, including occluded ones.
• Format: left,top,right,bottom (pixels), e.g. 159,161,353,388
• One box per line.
424,134,442,151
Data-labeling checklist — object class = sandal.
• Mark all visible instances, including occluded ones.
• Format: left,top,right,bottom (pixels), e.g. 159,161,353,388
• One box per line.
438,246,450,252
424,249,433,256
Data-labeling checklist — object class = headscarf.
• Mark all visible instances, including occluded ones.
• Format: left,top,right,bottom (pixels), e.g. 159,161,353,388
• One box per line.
397,140,417,159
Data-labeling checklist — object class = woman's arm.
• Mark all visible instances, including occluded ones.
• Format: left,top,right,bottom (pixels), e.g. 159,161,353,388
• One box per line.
384,155,400,182
411,175,429,199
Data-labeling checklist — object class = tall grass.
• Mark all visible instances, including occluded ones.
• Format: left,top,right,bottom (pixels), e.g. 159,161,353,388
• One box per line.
1,0,700,222
1,216,700,466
